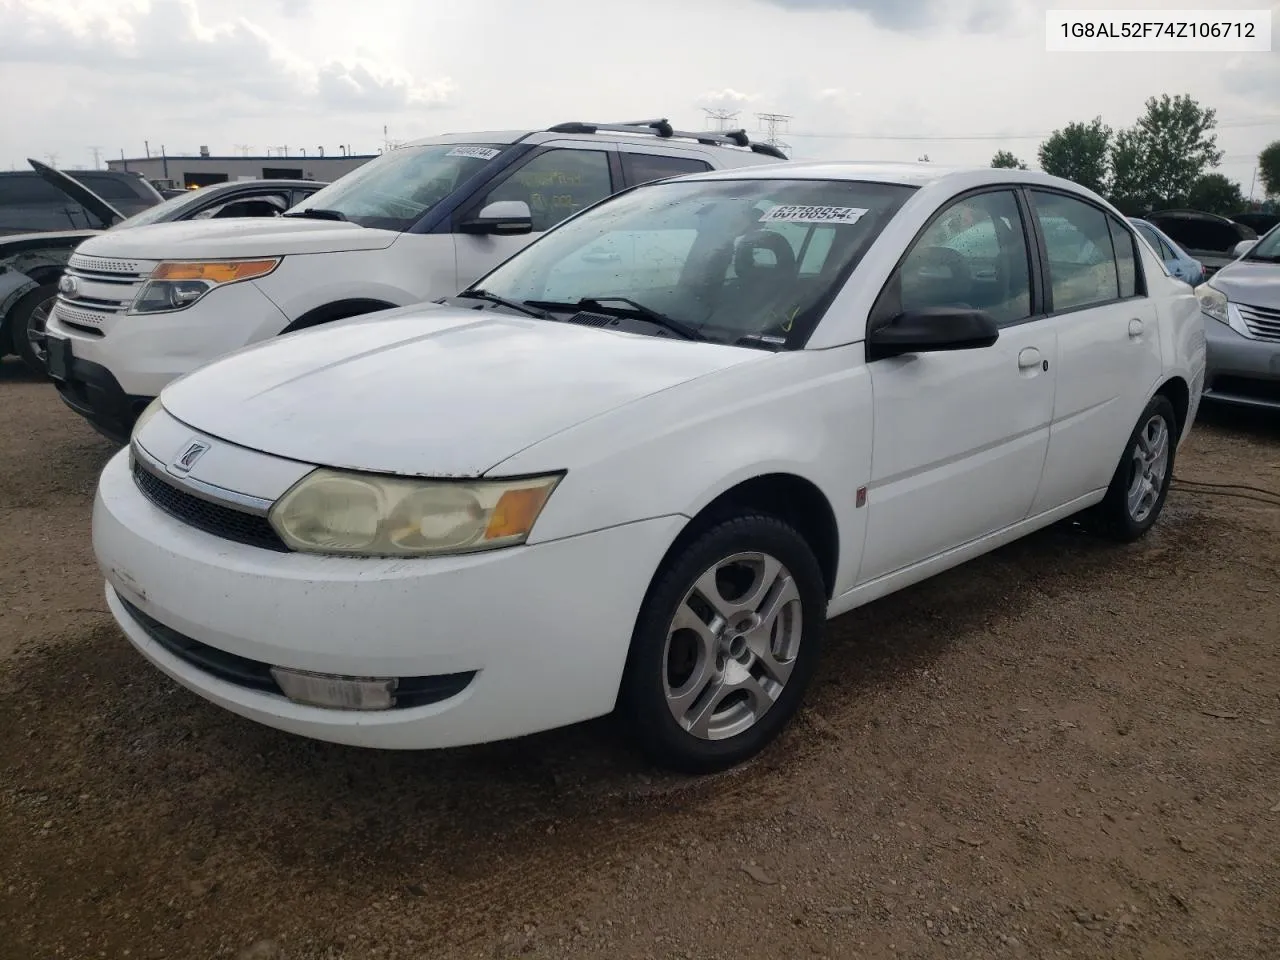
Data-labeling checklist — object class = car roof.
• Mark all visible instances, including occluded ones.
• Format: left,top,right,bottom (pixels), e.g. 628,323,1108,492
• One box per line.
680,161,1096,192
192,179,327,192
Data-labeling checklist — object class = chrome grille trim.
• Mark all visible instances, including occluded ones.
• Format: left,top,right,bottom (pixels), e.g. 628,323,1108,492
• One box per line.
131,440,276,517
67,253,152,276
1237,302,1280,343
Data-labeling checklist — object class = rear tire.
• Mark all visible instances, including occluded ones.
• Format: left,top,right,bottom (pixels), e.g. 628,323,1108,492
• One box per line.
1090,394,1177,542
616,514,827,774
11,284,58,375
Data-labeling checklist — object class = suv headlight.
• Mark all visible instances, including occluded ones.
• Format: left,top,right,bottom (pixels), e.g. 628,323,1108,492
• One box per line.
130,259,280,314
1193,282,1228,325
268,469,563,557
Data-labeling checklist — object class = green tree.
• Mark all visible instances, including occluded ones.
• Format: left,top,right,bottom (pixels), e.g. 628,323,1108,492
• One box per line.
1187,173,1244,216
1259,140,1280,197
1109,94,1224,210
1037,117,1111,193
991,150,1027,169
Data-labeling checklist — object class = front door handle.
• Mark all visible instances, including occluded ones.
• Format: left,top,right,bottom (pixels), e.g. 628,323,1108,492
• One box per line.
1129,318,1144,339
1017,347,1042,370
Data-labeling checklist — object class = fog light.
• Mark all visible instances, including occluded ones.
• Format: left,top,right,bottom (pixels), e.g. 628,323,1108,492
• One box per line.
269,667,396,710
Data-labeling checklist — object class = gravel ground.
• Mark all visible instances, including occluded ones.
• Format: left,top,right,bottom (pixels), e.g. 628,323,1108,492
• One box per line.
1,357,1278,960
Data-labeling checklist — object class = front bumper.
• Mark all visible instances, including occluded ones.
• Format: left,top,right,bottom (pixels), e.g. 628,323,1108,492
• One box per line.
1203,317,1280,410
53,352,152,444
93,448,685,749
45,279,290,398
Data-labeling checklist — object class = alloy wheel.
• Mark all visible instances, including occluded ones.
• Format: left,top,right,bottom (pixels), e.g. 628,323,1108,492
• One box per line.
662,551,803,741
1126,414,1169,524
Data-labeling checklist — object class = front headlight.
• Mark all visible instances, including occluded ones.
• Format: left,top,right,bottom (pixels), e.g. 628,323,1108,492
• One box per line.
130,259,280,314
268,469,563,557
1193,282,1228,325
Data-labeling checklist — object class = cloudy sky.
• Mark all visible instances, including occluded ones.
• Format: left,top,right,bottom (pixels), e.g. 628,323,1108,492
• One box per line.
1,0,1277,193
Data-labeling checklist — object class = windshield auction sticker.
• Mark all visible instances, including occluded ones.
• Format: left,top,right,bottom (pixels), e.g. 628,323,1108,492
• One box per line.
447,146,502,161
760,205,869,224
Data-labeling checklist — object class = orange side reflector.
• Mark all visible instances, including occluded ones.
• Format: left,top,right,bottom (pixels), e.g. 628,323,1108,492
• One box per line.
152,260,277,283
484,486,552,540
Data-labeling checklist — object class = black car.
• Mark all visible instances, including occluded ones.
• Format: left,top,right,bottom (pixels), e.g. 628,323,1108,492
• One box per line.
1,163,326,373
1144,209,1259,279
0,166,164,236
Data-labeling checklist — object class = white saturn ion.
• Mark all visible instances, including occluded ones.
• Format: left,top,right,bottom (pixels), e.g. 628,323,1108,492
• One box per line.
94,162,1205,773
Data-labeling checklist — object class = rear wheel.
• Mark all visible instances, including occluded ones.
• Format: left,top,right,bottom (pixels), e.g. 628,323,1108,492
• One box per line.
1090,394,1177,541
617,515,826,774
12,284,58,374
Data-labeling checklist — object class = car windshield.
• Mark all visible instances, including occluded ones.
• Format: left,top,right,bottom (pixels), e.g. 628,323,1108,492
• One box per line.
1245,224,1280,261
289,143,510,231
473,177,917,349
109,188,212,230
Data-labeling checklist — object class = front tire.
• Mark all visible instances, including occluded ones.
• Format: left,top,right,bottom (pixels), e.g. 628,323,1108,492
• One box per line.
1092,394,1177,542
617,515,827,774
11,283,58,374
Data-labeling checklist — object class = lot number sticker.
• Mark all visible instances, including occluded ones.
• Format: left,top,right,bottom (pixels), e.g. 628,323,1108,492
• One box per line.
760,205,869,224
447,146,502,161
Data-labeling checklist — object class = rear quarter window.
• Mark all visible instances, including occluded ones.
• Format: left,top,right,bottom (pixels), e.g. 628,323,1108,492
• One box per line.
75,174,148,200
0,174,66,205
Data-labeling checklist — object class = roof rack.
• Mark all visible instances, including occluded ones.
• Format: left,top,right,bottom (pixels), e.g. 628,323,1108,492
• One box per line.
546,119,789,161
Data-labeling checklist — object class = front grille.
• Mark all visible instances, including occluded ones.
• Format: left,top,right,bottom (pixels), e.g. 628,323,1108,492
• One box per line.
68,253,146,275
1238,302,1280,343
131,457,289,552
118,595,478,708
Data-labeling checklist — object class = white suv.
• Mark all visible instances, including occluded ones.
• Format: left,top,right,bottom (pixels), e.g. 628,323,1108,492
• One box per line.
43,119,786,441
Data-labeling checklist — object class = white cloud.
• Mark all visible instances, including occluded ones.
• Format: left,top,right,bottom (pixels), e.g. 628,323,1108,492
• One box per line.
0,0,1274,190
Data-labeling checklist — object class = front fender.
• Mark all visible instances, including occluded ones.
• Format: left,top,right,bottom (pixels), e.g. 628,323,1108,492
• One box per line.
492,344,874,597
0,269,39,342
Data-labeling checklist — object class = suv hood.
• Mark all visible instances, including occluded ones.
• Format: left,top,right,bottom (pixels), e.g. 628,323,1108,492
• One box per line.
160,305,763,476
73,215,400,259
28,158,123,229
1212,259,1280,308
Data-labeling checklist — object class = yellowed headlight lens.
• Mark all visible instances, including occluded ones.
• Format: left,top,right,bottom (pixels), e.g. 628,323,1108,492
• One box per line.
269,470,562,557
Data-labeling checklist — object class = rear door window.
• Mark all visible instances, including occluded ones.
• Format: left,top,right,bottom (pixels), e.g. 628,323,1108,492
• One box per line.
620,153,712,187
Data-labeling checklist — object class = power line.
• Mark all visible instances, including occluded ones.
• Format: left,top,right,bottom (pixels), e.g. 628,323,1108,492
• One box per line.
703,108,740,132
756,112,792,156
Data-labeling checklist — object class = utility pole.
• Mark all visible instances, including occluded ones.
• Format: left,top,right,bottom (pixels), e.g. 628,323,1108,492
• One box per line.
755,112,791,156
44,152,59,168
87,146,103,169
234,144,251,157
703,108,740,132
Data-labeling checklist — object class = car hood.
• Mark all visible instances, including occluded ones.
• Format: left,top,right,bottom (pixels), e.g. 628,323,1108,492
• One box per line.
1211,260,1280,308
28,157,123,228
160,305,764,477
73,216,400,260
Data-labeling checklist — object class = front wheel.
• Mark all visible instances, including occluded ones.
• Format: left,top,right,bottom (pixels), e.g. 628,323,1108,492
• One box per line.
617,515,827,774
1091,394,1178,542
11,283,58,374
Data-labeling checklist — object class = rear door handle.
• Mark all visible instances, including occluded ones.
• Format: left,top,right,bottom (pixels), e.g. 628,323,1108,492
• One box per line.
1129,318,1144,339
1017,347,1042,370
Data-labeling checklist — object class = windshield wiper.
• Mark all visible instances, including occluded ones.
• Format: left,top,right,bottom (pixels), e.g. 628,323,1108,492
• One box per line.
283,208,348,221
456,289,550,320
531,296,706,342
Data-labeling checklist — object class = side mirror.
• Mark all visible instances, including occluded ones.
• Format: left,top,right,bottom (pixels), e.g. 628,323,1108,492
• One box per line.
867,307,1000,360
1233,239,1257,258
460,200,533,236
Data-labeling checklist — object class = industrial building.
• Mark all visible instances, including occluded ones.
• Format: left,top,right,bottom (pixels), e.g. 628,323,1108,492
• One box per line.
105,148,378,189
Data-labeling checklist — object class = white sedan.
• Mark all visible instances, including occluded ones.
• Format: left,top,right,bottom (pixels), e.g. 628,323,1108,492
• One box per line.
93,162,1206,773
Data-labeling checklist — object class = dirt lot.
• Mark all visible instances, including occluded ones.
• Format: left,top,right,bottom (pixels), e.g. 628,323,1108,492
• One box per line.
1,358,1277,960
